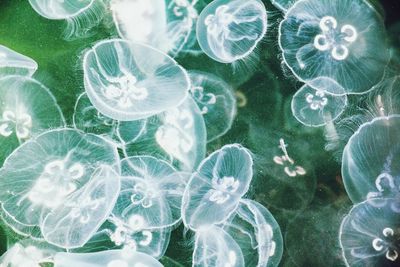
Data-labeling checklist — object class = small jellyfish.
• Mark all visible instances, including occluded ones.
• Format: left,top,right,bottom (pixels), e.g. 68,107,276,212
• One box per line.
193,225,245,267
54,249,163,267
40,165,121,249
181,144,253,231
279,0,389,94
223,199,283,267
0,76,65,164
342,115,400,204
0,128,119,236
291,84,347,127
340,198,400,267
196,0,267,63
0,45,38,77
189,70,236,142
28,0,106,39
270,0,297,12
83,39,189,121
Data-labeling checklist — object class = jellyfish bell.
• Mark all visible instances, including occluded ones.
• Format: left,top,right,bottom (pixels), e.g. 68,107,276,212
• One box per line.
0,45,38,77
279,0,389,95
270,0,297,12
340,198,400,267
83,39,190,121
196,0,267,63
181,144,253,231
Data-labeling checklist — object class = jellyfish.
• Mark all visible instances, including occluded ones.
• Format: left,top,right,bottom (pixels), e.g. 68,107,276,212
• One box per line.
189,70,236,142
342,115,400,204
196,0,267,63
279,0,389,95
83,39,190,121
28,0,106,39
73,92,147,147
181,144,253,231
0,45,37,77
0,128,120,236
53,249,163,267
270,0,297,12
339,198,400,266
0,76,65,164
223,199,283,267
123,95,206,171
291,84,347,127
193,225,245,267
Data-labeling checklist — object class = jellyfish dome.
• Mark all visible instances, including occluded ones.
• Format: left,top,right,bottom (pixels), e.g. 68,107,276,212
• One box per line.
342,115,400,204
291,84,347,127
279,0,389,95
196,0,267,63
340,198,400,267
83,39,189,121
270,0,297,12
0,45,38,77
181,144,253,231
0,128,120,236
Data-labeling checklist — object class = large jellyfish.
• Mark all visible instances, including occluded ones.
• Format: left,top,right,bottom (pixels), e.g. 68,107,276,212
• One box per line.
342,115,400,204
279,0,389,95
83,39,189,121
181,144,253,231
0,128,119,236
340,198,400,266
291,84,347,127
189,70,236,142
196,0,267,63
0,76,65,164
0,45,38,77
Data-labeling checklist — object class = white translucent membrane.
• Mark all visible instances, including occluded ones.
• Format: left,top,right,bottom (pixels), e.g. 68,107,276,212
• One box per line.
270,0,297,12
0,75,65,163
83,39,189,121
189,70,236,142
0,45,38,77
339,198,400,267
193,225,245,267
41,165,121,249
182,144,253,231
291,84,347,127
73,92,147,147
123,95,206,171
0,128,120,236
342,115,400,204
223,199,283,267
54,249,163,267
196,0,267,63
279,0,389,95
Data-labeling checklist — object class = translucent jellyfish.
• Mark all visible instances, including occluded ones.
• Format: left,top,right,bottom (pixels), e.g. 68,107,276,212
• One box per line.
279,0,389,95
54,249,163,267
223,199,283,267
339,198,400,267
28,0,106,39
270,0,297,12
181,144,253,230
0,45,37,77
73,92,147,147
193,225,245,267
342,115,400,204
123,95,206,171
0,76,65,164
83,39,189,121
40,165,120,249
0,128,119,236
189,71,236,141
291,84,347,127
196,0,267,63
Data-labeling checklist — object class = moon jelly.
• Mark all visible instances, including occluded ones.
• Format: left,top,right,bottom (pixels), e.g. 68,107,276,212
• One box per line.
181,144,253,231
0,45,38,77
83,39,189,121
342,115,400,204
196,0,267,63
340,198,400,266
279,0,389,94
291,84,347,127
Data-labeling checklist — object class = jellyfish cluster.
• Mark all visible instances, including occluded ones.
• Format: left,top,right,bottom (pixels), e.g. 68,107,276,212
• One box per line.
0,0,399,266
